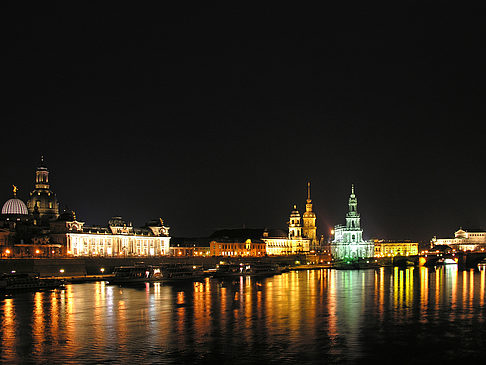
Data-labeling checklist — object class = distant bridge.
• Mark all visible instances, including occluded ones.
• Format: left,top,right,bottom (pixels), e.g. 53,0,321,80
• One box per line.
391,251,486,269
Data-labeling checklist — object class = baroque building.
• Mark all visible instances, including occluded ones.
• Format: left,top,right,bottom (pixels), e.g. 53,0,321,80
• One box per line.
208,228,266,257
263,204,310,255
302,182,318,252
27,157,59,225
373,240,419,257
1,157,171,257
432,228,486,252
50,214,171,257
331,185,374,260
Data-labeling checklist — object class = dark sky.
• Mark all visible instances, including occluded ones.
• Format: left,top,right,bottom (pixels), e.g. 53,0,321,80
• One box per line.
1,3,485,241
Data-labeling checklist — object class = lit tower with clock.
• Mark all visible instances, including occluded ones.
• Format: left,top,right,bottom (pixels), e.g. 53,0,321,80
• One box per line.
302,182,318,251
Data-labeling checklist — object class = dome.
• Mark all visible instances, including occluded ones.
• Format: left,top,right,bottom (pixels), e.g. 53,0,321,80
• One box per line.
58,210,77,221
290,205,300,218
2,198,29,215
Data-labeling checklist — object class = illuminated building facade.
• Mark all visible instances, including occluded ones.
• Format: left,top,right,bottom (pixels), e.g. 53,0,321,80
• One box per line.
50,215,170,257
331,185,374,260
169,237,211,256
432,228,486,251
0,158,172,258
373,240,418,257
208,229,266,256
210,239,266,256
263,205,310,255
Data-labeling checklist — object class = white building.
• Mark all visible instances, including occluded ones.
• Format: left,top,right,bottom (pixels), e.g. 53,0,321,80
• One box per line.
330,185,374,260
50,214,171,256
432,228,486,252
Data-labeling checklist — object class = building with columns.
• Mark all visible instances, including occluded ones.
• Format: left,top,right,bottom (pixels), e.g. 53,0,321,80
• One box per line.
50,214,171,257
331,185,374,260
1,157,171,257
432,228,486,252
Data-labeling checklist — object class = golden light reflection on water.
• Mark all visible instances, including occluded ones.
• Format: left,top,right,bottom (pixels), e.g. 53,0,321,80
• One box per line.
420,266,428,321
1,298,15,359
2,267,486,363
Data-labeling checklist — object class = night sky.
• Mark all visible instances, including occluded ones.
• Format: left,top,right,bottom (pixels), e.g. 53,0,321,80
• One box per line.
2,3,485,241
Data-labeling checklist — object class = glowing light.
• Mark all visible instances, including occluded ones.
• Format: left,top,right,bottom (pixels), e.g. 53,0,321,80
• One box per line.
35,249,40,254
100,268,105,273
59,269,65,273
5,249,10,254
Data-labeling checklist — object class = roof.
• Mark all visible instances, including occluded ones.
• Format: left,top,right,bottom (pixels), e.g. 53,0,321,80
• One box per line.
170,237,211,247
209,228,265,243
265,228,288,238
2,198,29,215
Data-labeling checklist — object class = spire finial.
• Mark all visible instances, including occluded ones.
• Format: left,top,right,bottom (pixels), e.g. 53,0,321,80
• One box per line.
12,185,18,197
351,184,355,194
307,181,311,200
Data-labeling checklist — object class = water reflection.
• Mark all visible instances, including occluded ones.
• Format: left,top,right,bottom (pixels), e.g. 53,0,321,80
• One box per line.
1,267,486,363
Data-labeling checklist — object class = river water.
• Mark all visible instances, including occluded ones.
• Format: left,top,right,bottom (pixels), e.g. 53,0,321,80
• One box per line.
1,266,486,364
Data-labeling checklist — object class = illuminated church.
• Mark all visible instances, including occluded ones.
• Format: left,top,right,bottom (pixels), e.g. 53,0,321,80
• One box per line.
0,158,171,257
331,185,374,260
262,183,317,255
27,156,60,224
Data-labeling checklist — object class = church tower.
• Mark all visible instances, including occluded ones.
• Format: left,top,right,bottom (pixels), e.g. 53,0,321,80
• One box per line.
288,205,302,238
27,156,60,224
331,184,374,261
302,182,318,251
344,184,362,242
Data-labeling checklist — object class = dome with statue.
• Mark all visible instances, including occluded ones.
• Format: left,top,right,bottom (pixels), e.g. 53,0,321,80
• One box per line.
2,185,29,215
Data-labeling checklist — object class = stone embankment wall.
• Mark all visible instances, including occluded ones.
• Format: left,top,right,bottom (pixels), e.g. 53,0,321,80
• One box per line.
0,255,307,277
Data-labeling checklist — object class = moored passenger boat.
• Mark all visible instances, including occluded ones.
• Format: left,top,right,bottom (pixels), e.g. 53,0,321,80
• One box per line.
109,264,162,285
159,263,205,282
110,263,205,285
0,273,64,292
212,262,283,278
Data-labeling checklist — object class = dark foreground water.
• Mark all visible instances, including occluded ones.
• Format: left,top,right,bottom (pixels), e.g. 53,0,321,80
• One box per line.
2,266,486,364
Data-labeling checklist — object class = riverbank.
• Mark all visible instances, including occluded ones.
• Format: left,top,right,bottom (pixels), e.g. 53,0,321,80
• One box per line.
0,255,308,277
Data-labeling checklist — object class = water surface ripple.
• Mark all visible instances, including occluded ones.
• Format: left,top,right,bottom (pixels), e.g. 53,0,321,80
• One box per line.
1,266,486,364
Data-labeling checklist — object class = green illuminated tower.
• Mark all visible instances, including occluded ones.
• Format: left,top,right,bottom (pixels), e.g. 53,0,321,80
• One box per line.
331,184,374,260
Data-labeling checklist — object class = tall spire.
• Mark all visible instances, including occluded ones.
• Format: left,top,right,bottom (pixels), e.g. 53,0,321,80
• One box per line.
307,181,311,202
348,184,358,215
